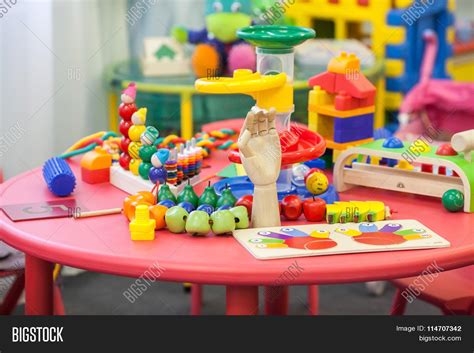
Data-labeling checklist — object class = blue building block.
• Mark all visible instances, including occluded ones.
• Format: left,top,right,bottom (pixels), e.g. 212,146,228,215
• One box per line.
386,0,453,94
333,113,374,143
334,113,374,130
42,157,76,197
334,128,373,143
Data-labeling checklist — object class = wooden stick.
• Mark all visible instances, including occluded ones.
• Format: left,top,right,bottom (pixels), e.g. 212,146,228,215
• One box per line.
74,208,122,219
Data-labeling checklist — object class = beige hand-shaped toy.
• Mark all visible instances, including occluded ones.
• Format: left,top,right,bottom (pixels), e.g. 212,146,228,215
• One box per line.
238,108,282,228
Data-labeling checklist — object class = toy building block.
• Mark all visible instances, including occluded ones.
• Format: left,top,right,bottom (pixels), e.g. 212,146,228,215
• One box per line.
308,72,337,93
130,204,156,241
80,147,113,184
141,37,191,77
327,52,361,74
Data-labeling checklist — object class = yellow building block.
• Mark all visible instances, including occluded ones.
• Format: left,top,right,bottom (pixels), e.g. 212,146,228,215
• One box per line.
308,86,333,106
385,26,406,45
393,0,413,8
130,205,156,241
385,59,404,77
309,104,375,118
328,52,360,74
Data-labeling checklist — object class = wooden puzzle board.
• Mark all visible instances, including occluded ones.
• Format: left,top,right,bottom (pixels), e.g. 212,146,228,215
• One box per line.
233,220,450,260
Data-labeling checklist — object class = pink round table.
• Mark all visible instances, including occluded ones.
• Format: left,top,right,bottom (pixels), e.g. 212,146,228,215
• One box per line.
1,151,473,315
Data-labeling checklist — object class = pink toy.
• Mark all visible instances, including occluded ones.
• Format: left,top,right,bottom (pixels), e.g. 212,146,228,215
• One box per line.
398,30,474,140
121,82,137,104
227,43,256,75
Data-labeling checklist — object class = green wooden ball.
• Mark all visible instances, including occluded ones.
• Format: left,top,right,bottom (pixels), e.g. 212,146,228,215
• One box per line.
139,162,152,180
442,189,464,212
139,145,156,163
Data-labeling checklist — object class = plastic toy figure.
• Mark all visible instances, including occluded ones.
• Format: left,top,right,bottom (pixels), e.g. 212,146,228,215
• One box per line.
172,0,255,78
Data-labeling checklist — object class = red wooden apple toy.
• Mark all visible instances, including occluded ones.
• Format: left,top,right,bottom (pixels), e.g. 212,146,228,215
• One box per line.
235,195,253,217
281,195,303,221
303,196,326,222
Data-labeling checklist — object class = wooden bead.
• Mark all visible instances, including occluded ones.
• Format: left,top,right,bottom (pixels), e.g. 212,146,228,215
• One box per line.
128,125,146,142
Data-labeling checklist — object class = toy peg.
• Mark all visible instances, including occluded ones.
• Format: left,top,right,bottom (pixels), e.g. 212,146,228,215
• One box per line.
395,160,414,170
130,205,156,241
451,130,474,162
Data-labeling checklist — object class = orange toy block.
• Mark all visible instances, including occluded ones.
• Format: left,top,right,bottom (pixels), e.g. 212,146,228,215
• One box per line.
327,52,361,75
81,147,113,184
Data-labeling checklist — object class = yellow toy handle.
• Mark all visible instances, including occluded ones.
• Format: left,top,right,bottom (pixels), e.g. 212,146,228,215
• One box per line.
195,69,293,112
195,69,286,94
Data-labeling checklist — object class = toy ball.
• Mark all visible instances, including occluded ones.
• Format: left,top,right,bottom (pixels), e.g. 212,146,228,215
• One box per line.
197,204,214,216
128,125,146,142
118,102,137,121
442,189,464,212
228,43,256,74
178,201,195,213
131,108,147,126
139,145,156,163
151,149,170,168
139,162,152,180
119,153,131,170
217,205,231,211
291,163,310,188
305,168,329,195
140,126,159,146
120,137,131,154
119,119,133,138
128,141,142,160
149,166,167,184
383,137,404,149
158,199,176,208
192,43,220,78
129,158,141,176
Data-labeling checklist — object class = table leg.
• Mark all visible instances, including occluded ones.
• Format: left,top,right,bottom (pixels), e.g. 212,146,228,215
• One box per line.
226,286,259,315
308,285,319,316
390,288,408,315
180,92,193,140
25,255,54,315
264,286,288,315
191,284,202,316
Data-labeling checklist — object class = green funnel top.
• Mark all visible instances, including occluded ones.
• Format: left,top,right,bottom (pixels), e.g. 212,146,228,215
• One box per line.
237,25,315,50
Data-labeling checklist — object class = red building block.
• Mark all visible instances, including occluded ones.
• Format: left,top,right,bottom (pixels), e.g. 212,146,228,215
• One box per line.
334,72,376,101
308,72,337,93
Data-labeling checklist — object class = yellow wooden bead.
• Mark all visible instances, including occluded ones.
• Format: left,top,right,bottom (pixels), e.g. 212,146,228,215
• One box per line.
130,158,142,176
128,141,142,160
128,125,146,142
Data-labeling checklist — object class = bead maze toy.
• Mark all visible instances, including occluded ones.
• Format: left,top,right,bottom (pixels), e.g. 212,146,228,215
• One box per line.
111,82,204,195
195,25,339,203
308,51,376,162
334,130,474,213
286,0,456,112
